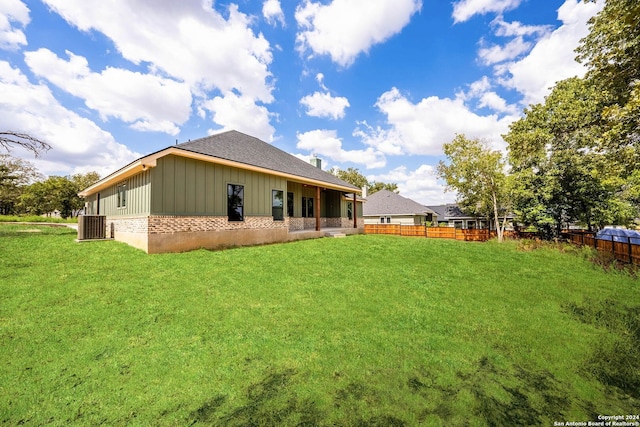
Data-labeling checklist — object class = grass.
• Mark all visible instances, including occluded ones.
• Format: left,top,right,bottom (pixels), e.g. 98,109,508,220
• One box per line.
0,214,77,223
0,224,638,426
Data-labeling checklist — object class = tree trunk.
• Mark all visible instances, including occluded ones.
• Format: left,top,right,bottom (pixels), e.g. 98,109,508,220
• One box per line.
492,190,503,242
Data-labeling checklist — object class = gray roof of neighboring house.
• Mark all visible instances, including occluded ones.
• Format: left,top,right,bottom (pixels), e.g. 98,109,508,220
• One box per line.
426,204,470,220
427,204,515,220
177,130,359,190
363,189,436,216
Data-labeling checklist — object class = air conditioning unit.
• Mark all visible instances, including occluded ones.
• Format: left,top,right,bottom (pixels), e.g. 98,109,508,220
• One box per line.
78,215,106,240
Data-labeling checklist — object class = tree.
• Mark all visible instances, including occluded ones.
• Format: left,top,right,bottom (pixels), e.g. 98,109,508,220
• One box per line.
437,134,511,242
576,0,640,177
328,167,369,189
504,77,636,235
368,181,399,194
328,167,398,195
19,172,100,218
0,155,43,215
0,132,51,157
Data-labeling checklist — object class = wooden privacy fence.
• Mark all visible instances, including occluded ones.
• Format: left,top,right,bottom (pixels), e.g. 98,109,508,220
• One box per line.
364,224,493,242
568,231,640,266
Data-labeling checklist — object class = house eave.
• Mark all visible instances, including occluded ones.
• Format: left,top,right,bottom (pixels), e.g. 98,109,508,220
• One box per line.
79,147,360,198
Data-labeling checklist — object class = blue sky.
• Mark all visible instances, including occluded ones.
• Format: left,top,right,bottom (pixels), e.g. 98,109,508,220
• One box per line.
0,0,602,204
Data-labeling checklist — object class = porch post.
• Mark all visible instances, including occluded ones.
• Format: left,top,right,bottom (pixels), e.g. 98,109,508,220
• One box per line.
353,193,357,228
316,186,321,231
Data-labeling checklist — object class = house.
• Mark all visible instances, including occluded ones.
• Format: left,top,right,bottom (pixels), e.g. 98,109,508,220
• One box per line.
363,189,436,225
78,130,363,253
427,203,514,229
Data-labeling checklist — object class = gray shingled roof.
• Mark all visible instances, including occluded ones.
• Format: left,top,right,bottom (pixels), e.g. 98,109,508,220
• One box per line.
363,189,436,216
176,130,358,190
426,204,468,219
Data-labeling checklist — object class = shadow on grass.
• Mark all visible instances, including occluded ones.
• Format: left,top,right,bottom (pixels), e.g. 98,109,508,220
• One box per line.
189,369,325,426
563,298,640,399
407,357,573,426
188,368,407,426
187,359,582,426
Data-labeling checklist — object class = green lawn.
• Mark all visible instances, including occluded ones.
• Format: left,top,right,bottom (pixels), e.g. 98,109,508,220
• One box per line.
0,224,638,426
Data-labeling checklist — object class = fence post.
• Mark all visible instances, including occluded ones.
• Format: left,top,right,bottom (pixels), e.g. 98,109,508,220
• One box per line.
628,236,632,264
612,234,615,256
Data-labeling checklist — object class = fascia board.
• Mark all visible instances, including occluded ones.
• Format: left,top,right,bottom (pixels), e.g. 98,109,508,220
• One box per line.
78,147,360,197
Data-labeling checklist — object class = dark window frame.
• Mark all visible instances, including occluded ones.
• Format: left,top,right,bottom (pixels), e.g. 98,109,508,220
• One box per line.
287,192,294,217
117,183,127,208
272,189,284,221
307,197,314,218
227,183,244,221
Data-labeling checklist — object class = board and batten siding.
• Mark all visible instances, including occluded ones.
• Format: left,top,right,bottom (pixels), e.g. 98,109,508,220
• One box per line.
84,170,151,216
150,155,287,216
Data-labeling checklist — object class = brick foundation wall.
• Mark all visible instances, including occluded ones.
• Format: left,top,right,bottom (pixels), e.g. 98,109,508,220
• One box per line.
147,215,287,234
288,216,359,231
108,215,358,236
107,216,149,237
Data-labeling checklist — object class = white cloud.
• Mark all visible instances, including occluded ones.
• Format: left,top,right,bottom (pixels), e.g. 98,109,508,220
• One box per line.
263,0,285,27
296,129,385,168
316,73,328,90
491,16,551,38
202,92,275,143
478,92,518,114
300,91,350,120
499,0,603,105
478,36,531,65
0,61,139,176
356,87,515,157
452,0,522,23
0,0,29,50
24,48,192,135
295,0,422,67
43,0,274,103
368,165,455,205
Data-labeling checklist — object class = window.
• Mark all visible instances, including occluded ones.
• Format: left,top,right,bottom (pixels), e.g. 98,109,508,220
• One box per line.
227,184,244,221
302,196,314,218
117,183,127,208
380,217,385,224
386,217,391,223
347,202,353,220
454,220,463,229
272,190,284,221
287,192,294,217
307,197,314,217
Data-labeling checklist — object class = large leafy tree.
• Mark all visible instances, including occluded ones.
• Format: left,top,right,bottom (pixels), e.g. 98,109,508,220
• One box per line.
0,155,43,215
368,181,399,194
328,167,398,195
437,134,511,242
577,0,640,179
503,0,640,235
19,172,100,218
504,78,626,235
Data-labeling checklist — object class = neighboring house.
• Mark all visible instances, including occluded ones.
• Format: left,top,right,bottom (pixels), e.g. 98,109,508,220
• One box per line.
427,203,514,229
79,130,363,253
363,189,437,225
